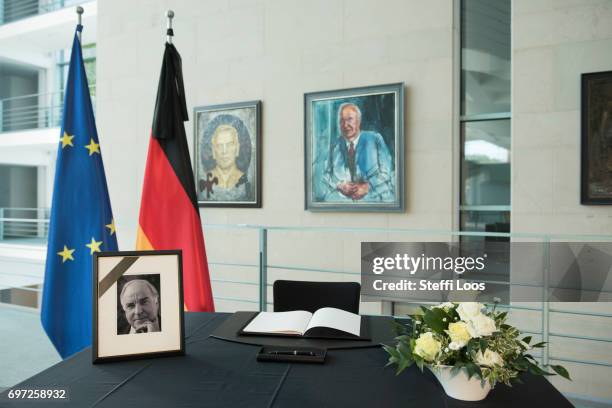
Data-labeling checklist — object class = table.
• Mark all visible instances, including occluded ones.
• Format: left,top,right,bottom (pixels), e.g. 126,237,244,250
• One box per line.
0,312,573,407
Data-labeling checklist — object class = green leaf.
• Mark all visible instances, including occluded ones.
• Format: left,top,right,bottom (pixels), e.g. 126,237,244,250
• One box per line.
383,345,400,360
479,338,487,353
423,308,449,334
466,338,479,355
392,320,407,336
464,362,482,380
528,361,554,376
465,364,475,379
513,356,529,371
550,365,571,381
531,342,547,348
451,362,463,375
396,357,411,375
522,336,532,344
394,334,411,342
415,357,424,372
398,342,413,361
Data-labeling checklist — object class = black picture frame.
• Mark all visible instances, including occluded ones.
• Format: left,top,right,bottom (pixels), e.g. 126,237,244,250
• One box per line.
581,70,612,205
93,250,185,364
193,100,262,208
304,83,405,212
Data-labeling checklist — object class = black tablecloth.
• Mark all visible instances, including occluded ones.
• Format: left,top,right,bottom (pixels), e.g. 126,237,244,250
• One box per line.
0,312,573,408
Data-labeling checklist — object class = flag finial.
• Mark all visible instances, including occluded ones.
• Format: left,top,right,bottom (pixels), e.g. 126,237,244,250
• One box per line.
76,6,84,42
166,10,174,44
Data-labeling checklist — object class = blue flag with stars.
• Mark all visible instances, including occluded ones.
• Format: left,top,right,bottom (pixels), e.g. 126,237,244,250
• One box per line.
41,25,118,359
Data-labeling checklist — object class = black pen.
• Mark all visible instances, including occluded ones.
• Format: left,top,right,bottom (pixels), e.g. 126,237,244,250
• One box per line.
269,350,315,356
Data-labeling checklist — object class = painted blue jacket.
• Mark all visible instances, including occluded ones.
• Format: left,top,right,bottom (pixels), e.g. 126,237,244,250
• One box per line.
322,131,395,201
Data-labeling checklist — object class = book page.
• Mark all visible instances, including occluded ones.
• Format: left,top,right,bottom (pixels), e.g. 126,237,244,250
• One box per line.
305,307,361,337
242,311,312,335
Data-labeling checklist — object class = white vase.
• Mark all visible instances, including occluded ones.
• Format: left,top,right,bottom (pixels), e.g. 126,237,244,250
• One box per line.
428,365,492,401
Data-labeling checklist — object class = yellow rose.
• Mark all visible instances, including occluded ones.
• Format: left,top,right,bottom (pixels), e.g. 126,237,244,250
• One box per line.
414,332,441,362
446,321,471,350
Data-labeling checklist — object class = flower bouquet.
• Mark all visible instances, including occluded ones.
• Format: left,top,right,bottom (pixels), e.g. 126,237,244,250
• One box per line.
383,302,570,401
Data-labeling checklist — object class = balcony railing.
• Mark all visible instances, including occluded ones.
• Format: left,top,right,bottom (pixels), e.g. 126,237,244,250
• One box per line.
0,207,49,243
0,86,95,133
0,0,91,26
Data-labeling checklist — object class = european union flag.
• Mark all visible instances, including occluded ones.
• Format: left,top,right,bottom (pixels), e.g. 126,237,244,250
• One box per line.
41,25,118,359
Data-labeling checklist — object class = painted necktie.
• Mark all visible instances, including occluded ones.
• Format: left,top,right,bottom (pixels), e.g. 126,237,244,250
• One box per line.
348,141,356,182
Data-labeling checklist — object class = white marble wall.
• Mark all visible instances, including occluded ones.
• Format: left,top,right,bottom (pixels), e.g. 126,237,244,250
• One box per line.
96,0,456,315
513,0,612,401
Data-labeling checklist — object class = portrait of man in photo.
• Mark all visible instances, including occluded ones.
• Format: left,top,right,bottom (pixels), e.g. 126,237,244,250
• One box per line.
117,275,161,335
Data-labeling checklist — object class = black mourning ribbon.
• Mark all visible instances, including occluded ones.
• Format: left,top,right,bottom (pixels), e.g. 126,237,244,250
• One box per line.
152,43,189,139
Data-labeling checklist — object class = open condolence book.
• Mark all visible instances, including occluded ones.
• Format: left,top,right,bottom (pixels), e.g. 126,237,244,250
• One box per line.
240,307,368,340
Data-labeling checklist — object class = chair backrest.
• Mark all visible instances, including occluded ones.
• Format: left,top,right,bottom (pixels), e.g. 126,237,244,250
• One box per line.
273,280,361,314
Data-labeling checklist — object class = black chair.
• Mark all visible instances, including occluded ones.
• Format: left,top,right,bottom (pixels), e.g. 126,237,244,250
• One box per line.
273,280,361,314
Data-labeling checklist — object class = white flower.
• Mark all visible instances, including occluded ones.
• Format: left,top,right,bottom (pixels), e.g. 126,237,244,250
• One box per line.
465,314,497,338
442,318,447,322
446,321,472,349
415,320,422,325
434,302,455,310
456,302,485,321
475,349,504,367
444,347,449,353
413,332,441,362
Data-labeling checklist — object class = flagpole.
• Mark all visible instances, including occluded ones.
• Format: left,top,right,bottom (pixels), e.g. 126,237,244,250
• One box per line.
166,10,174,44
76,6,83,43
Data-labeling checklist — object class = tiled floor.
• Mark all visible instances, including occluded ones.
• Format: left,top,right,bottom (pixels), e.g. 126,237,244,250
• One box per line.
0,304,60,388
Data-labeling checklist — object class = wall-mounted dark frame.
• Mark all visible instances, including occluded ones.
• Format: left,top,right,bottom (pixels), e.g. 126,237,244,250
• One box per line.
581,70,612,205
193,100,262,208
93,250,185,364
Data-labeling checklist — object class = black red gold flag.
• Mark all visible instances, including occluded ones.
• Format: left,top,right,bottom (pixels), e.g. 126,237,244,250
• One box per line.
137,43,214,312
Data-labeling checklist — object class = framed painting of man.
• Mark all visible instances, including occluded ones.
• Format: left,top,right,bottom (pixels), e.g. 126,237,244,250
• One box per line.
194,100,262,208
304,83,404,211
581,71,612,204
92,250,184,363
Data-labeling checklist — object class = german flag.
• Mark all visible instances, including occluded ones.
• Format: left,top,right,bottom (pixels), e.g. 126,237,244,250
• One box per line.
136,43,214,312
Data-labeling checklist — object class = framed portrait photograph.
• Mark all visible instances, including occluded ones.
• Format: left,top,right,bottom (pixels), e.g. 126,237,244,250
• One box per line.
194,100,262,207
582,71,612,204
93,250,184,363
304,83,404,212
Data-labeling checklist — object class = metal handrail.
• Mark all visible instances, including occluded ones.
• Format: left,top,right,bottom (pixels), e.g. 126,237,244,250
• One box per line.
0,218,50,223
0,85,96,104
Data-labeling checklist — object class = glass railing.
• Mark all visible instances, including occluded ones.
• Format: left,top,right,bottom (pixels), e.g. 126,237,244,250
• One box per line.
0,85,95,133
0,0,92,26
